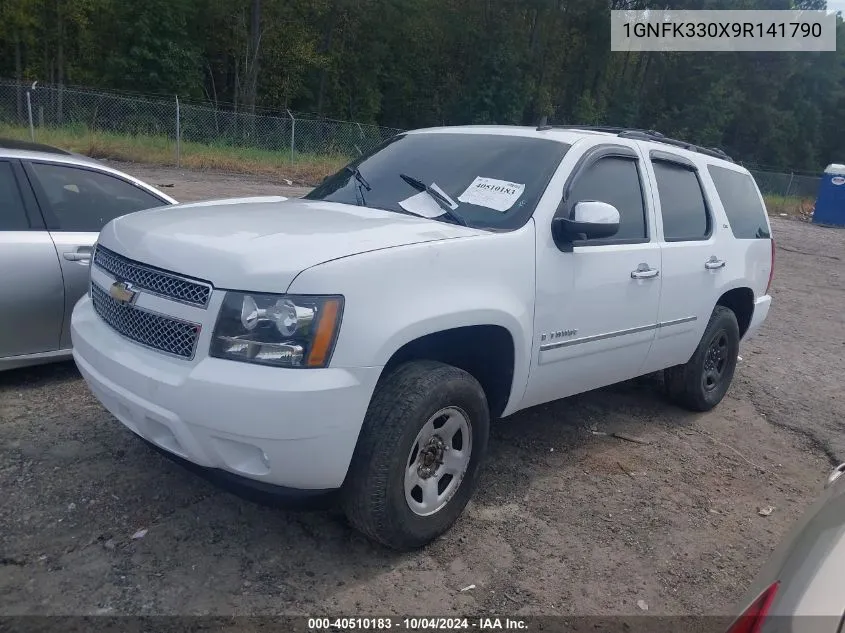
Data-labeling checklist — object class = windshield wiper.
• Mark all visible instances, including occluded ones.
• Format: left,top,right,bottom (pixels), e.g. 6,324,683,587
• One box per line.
345,165,371,191
345,165,371,206
399,173,467,226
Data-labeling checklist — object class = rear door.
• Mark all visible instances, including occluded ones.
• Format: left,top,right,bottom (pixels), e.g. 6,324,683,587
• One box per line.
0,159,64,359
23,160,172,349
639,149,725,373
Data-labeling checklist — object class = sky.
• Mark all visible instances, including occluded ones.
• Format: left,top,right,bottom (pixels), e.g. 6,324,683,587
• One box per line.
826,0,845,13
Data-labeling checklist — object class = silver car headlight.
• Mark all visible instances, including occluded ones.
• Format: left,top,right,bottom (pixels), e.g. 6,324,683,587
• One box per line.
210,292,344,368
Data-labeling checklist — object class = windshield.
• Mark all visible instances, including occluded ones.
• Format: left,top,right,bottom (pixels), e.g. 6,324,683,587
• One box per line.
304,132,570,231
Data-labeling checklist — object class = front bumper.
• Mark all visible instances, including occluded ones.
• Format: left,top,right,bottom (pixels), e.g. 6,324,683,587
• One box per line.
142,438,339,507
743,294,772,341
71,295,382,490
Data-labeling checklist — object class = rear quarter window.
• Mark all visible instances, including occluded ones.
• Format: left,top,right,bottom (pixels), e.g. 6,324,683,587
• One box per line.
708,165,771,239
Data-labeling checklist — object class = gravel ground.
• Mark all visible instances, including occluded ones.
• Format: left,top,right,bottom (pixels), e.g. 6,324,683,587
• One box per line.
100,161,314,201
1,164,843,617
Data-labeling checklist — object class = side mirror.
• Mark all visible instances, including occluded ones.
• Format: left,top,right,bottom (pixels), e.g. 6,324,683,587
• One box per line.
552,201,620,251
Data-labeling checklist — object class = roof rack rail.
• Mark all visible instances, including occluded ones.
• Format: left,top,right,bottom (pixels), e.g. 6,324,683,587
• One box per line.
534,124,733,162
618,130,733,162
536,124,664,136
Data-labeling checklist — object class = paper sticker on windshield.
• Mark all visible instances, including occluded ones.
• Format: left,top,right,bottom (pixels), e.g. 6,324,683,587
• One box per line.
398,191,445,218
457,177,525,212
398,182,458,218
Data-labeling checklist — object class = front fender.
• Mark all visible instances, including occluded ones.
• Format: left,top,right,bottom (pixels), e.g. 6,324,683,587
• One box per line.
375,306,530,415
287,224,537,416
377,306,528,369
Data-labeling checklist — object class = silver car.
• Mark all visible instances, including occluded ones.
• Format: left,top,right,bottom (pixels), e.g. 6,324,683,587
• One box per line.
0,139,176,370
726,462,845,633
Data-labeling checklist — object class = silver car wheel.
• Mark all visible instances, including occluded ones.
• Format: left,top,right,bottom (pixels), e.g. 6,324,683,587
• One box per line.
404,406,473,517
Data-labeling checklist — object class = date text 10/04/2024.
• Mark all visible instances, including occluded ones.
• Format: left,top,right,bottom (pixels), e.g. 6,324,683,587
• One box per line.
307,617,528,630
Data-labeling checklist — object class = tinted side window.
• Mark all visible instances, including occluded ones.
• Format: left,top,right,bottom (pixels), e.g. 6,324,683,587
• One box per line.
0,162,30,230
30,163,168,232
568,156,647,241
653,161,709,241
708,165,771,239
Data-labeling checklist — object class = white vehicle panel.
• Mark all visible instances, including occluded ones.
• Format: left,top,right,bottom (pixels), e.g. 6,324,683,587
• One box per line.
71,294,379,489
97,198,483,292
522,136,662,408
523,240,662,408
287,224,537,417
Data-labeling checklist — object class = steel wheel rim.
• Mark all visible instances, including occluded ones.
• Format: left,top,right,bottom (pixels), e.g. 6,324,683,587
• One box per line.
404,406,473,517
703,331,730,392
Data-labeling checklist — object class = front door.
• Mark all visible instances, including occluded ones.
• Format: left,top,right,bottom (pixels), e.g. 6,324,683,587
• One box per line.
522,143,662,409
24,160,172,349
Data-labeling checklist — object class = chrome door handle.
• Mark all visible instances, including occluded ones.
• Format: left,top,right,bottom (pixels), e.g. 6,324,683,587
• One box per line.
631,264,659,279
705,256,726,270
63,251,91,263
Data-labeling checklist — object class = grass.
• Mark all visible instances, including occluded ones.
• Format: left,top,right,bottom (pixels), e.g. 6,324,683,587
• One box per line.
0,123,347,185
0,122,822,215
763,194,814,220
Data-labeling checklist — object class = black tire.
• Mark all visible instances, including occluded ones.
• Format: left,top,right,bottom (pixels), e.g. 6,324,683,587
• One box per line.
664,306,740,412
341,360,490,550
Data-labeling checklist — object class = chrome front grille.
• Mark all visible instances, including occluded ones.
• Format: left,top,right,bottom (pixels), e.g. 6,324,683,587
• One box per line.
93,245,212,308
91,283,201,359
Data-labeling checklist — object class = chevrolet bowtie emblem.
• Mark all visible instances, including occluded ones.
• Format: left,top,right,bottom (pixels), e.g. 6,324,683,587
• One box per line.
109,280,138,304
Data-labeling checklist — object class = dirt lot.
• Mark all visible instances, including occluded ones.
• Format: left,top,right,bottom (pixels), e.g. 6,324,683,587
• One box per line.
100,161,314,202
1,164,844,617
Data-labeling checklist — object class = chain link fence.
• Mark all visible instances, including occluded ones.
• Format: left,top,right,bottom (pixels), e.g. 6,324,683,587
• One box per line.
0,78,402,166
747,168,821,199
0,78,829,199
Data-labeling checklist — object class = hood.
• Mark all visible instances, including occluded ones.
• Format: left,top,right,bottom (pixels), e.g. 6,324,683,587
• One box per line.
172,195,289,208
98,197,482,292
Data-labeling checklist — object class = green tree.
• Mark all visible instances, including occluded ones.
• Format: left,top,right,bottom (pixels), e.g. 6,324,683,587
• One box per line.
1,0,843,171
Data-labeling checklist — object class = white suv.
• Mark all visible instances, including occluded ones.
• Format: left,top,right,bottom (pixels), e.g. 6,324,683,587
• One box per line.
71,125,774,550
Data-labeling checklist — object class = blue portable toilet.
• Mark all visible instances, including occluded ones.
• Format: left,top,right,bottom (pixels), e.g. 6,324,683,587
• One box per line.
813,163,845,226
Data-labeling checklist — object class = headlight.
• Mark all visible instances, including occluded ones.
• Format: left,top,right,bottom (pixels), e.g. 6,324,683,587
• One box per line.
210,292,343,368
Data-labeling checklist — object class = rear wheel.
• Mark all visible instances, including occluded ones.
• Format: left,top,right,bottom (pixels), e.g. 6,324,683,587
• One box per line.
664,305,740,412
341,360,490,550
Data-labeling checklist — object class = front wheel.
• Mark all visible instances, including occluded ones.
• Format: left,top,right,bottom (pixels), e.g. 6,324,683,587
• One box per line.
664,305,740,412
341,360,490,550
